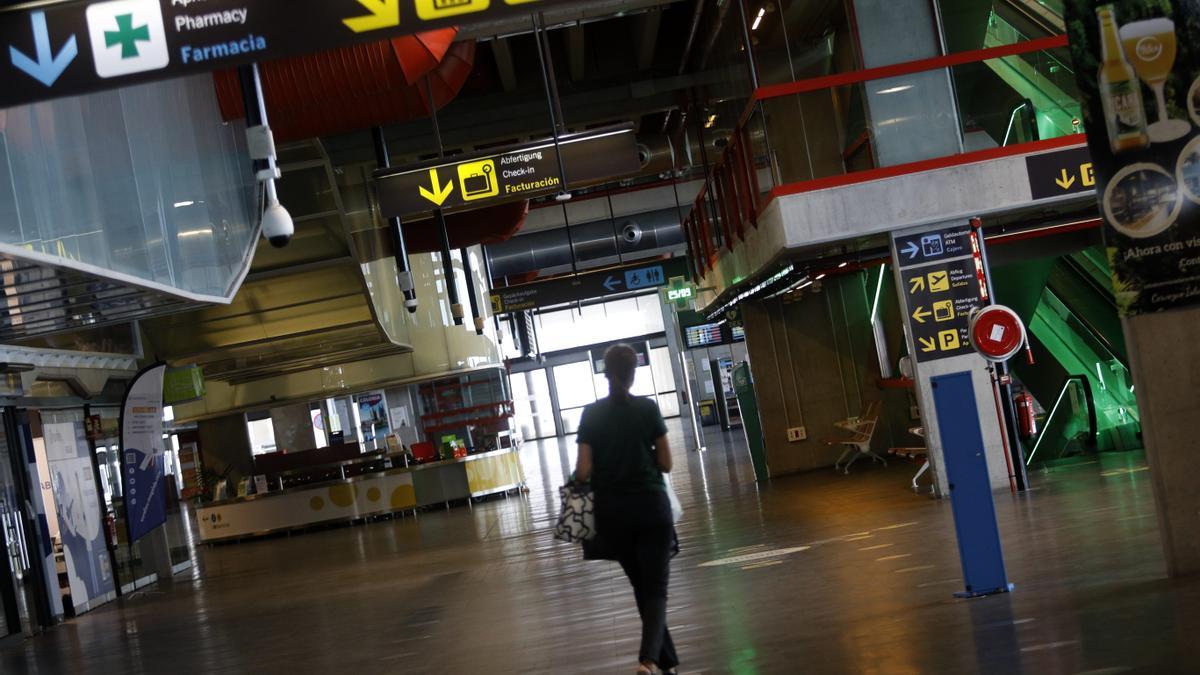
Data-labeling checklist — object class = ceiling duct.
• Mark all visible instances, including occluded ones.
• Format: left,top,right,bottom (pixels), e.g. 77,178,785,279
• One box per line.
213,31,475,143
487,207,685,281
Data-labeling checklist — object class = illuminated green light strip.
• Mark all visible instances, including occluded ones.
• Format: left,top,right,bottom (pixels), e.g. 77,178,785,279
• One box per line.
870,263,887,325
1026,379,1074,466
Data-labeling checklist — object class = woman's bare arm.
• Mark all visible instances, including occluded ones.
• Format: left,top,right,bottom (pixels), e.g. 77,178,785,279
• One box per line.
655,435,673,473
575,442,594,482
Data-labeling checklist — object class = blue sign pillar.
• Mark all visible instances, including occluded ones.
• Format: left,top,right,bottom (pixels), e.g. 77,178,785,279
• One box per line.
931,371,1011,597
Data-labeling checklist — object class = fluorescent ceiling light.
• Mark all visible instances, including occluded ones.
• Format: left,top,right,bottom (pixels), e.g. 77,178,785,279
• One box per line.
173,200,195,208
838,262,848,268
876,85,913,95
752,7,765,30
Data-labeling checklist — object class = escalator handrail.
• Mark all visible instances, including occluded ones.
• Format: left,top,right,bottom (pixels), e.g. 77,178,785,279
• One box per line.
997,0,1065,42
1026,374,1098,465
1044,284,1126,368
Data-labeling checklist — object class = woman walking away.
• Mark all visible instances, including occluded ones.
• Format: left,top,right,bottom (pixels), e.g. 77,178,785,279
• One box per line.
574,344,678,674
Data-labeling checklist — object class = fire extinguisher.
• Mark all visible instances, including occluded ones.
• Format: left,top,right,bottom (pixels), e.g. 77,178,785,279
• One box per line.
1015,392,1038,438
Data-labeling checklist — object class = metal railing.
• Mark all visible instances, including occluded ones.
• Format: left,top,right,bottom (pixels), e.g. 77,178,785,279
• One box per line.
684,34,1082,282
1026,375,1098,467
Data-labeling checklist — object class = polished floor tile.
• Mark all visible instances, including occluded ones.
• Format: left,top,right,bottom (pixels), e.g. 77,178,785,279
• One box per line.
1,420,1195,674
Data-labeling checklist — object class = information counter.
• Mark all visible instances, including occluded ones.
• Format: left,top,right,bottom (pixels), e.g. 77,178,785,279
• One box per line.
195,448,524,543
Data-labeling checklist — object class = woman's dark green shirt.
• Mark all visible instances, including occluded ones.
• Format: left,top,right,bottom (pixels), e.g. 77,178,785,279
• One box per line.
577,394,668,494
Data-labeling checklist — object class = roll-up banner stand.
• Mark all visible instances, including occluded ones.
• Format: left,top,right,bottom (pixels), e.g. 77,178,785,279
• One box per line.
119,362,168,544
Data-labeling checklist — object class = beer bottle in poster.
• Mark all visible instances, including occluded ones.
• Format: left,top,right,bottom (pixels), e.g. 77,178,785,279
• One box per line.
1097,5,1150,153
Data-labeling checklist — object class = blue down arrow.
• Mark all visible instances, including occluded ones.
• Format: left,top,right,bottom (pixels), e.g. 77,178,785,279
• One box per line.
10,11,77,87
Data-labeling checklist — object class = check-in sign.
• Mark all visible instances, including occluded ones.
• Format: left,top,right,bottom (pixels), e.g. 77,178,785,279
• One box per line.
375,126,641,219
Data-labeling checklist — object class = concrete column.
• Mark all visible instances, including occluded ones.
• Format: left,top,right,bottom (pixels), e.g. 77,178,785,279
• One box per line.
849,0,962,166
1124,308,1200,576
904,344,1013,494
741,274,893,477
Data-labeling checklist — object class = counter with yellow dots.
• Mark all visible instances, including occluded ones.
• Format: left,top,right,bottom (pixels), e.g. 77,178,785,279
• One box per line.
196,448,524,543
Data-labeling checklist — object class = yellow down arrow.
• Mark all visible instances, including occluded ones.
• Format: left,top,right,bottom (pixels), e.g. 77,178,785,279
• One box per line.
912,306,932,324
1055,169,1076,190
918,337,936,353
344,0,400,33
419,168,454,206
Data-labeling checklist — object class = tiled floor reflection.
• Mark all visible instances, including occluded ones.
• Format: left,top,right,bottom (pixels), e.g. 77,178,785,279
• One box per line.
2,419,1197,674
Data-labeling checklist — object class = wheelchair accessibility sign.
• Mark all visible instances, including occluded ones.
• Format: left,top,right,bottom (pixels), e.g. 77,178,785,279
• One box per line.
458,159,498,201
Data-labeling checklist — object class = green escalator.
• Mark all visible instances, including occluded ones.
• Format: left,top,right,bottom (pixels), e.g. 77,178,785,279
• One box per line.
994,247,1143,467
982,11,1080,141
996,0,1064,38
945,1,1080,146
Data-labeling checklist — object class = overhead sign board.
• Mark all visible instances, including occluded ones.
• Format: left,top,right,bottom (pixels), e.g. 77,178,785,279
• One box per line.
0,0,582,109
893,224,987,364
490,257,689,314
893,223,975,269
1025,146,1096,200
375,126,641,219
900,258,988,363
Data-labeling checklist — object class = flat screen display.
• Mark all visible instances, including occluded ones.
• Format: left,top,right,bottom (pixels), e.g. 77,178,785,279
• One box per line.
685,323,723,349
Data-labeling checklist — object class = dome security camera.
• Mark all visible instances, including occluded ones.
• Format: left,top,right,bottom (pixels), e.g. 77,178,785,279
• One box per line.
261,199,293,248
621,221,643,247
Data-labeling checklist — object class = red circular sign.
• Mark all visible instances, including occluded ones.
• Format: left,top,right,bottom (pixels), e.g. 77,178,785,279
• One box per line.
970,305,1025,362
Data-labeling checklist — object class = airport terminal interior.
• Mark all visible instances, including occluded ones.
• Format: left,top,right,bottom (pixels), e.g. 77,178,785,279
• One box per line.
1,0,1200,672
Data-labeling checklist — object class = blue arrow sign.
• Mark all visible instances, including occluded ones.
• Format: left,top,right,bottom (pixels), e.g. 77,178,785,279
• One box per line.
902,241,920,260
603,276,622,292
9,10,76,87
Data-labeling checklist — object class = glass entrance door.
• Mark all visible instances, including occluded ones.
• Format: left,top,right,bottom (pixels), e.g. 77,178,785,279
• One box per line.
553,361,599,435
511,369,556,441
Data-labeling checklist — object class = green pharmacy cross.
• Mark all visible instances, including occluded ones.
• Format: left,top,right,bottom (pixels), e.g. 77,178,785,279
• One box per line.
106,13,150,58
664,276,695,311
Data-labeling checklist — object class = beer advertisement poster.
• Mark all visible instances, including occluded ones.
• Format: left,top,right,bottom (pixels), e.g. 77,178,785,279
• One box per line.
1065,0,1200,314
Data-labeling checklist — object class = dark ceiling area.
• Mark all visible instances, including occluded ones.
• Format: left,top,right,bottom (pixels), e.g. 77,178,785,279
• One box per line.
322,0,749,167
15,1,749,383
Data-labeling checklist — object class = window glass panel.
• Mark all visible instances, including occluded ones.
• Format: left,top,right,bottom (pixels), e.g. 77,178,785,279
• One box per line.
247,418,276,456
657,394,681,418
553,362,598,409
561,407,585,436
650,347,677,394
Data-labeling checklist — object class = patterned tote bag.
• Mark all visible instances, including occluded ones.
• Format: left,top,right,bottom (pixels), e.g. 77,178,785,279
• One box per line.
554,483,596,543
